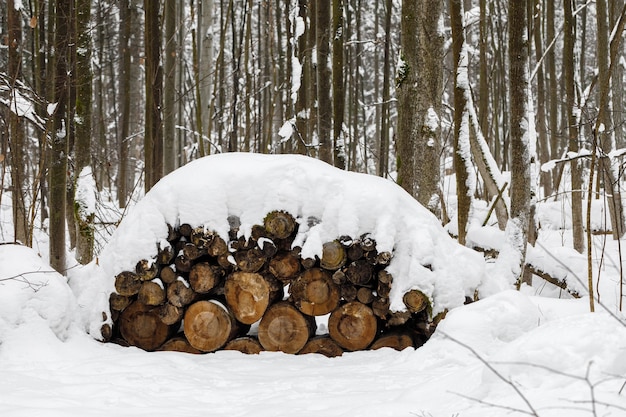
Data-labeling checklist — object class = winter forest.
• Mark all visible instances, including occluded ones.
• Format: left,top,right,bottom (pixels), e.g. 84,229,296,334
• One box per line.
0,0,622,276
2,0,626,416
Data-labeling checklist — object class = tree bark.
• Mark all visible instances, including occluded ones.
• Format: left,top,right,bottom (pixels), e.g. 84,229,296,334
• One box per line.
396,0,443,216
332,0,346,168
144,0,164,192
316,0,333,164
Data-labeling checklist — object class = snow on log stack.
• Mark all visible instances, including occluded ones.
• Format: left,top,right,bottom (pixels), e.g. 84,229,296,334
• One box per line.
95,153,485,356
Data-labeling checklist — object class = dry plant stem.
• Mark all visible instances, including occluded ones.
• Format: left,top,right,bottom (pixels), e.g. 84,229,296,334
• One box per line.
586,132,597,313
441,332,540,417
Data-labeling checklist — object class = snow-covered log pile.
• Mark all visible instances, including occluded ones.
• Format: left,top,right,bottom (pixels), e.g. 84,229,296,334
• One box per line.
108,212,436,354
96,153,485,355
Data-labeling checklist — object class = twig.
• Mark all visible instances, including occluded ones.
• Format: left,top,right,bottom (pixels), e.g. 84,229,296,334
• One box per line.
440,331,540,417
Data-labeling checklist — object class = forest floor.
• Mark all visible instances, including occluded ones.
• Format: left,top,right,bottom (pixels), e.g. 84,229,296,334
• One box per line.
1,153,626,417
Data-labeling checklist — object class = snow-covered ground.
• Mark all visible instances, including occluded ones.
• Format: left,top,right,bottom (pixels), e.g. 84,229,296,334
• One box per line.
1,153,626,416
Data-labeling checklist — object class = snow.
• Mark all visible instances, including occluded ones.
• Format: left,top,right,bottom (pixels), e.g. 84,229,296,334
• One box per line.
3,153,626,416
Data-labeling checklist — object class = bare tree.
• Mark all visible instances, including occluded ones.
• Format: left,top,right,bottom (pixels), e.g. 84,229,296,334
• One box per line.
332,0,346,169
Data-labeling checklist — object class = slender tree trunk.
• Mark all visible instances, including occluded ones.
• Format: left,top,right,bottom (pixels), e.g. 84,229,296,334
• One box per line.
163,0,177,173
478,0,489,140
378,0,392,177
199,0,214,149
8,0,28,245
307,0,318,157
596,0,625,239
396,0,443,216
450,0,473,245
74,0,94,264
144,0,164,191
294,0,309,154
563,0,584,253
50,0,73,273
316,0,332,164
332,0,346,169
117,0,131,208
546,0,559,192
498,0,531,287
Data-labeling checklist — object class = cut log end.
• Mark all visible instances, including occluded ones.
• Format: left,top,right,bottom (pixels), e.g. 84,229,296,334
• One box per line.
184,300,238,352
299,335,344,358
328,301,377,351
224,272,271,324
223,337,264,354
290,268,340,316
258,302,316,354
264,210,296,239
119,302,171,351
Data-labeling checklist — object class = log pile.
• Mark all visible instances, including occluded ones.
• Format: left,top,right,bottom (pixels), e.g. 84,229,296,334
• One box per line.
107,211,434,357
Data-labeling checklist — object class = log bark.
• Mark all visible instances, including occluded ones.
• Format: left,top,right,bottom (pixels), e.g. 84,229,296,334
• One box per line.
158,336,202,354
299,335,344,357
370,332,414,351
167,279,197,307
189,262,221,294
328,301,377,351
320,240,347,270
137,280,166,306
258,302,316,353
290,268,340,316
264,210,296,239
119,301,172,351
224,271,273,324
115,271,142,296
223,336,264,354
269,250,301,282
184,300,239,352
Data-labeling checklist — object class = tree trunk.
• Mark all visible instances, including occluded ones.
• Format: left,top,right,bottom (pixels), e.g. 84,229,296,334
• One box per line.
74,0,94,264
316,0,333,164
498,0,531,287
596,0,625,239
563,0,584,253
49,0,73,273
377,0,392,177
450,0,472,245
163,0,177,173
7,0,28,245
332,0,346,169
144,0,164,192
396,0,443,216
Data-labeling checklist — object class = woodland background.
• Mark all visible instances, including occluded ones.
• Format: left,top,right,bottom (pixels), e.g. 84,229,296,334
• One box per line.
1,0,626,291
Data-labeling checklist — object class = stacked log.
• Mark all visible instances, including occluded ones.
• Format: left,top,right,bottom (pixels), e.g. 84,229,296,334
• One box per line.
108,211,434,356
